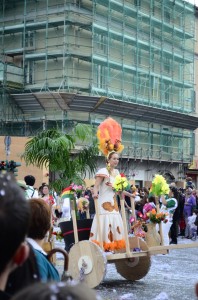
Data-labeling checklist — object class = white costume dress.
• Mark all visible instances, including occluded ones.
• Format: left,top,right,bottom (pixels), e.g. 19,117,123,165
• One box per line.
160,197,178,246
89,168,126,251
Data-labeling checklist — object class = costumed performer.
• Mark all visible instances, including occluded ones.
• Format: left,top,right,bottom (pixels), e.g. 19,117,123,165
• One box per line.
160,188,178,245
60,186,74,221
89,117,133,252
41,184,56,224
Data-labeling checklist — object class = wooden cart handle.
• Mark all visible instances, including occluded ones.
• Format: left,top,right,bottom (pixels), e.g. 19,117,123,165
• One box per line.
47,247,69,271
94,197,103,249
120,196,131,257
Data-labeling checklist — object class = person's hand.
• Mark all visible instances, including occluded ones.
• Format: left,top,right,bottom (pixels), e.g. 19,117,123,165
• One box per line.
93,194,98,200
106,182,112,187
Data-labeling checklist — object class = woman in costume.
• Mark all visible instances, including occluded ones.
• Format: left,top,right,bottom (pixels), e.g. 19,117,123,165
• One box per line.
89,118,132,252
41,184,56,224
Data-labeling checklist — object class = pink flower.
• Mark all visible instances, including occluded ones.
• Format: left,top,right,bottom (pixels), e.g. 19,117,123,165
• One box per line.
137,211,143,218
130,216,135,223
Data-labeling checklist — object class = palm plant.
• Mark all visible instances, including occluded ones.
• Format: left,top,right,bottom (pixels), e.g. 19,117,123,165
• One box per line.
22,123,99,193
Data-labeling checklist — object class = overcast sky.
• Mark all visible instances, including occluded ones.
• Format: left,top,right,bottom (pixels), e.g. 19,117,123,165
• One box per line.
185,0,197,5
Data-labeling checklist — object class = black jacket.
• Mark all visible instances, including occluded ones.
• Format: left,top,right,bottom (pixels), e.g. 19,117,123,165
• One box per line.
0,290,11,300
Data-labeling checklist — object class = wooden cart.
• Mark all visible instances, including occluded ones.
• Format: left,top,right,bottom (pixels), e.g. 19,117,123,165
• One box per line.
61,197,198,288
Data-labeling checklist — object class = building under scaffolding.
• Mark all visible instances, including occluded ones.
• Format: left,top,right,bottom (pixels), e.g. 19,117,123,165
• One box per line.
0,0,198,184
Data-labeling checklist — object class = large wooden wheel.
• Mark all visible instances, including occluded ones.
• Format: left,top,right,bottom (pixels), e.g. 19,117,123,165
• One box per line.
68,240,107,288
115,237,151,281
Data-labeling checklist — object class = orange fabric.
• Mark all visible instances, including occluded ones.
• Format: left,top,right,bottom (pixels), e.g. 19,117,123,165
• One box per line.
91,239,126,251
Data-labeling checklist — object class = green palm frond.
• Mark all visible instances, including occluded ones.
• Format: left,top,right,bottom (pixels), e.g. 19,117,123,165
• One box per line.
76,144,99,174
22,129,75,168
22,125,99,193
73,123,93,141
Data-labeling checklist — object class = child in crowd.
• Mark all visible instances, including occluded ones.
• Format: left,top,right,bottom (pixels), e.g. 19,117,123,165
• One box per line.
143,196,156,217
185,209,198,240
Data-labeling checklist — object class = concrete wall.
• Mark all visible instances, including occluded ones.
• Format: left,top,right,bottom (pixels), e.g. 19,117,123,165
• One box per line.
0,136,48,189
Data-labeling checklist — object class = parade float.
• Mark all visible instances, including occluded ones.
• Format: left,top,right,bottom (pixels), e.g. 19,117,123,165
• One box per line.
23,124,198,288
59,174,198,289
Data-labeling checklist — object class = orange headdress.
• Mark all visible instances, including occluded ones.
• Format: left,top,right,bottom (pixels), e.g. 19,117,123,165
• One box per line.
97,117,124,157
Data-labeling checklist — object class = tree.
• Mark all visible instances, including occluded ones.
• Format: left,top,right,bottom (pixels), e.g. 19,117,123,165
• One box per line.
22,123,99,192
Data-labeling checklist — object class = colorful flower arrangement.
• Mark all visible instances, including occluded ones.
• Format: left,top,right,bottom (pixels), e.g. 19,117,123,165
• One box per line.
77,197,89,212
147,209,168,224
112,174,130,192
52,231,64,241
71,183,84,195
130,209,168,238
150,174,170,196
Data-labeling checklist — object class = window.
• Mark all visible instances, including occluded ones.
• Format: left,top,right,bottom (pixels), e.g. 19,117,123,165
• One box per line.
24,61,34,84
93,64,106,89
164,9,171,23
134,49,141,67
162,128,169,153
134,0,141,7
95,33,107,54
163,57,171,74
164,83,170,103
151,76,160,99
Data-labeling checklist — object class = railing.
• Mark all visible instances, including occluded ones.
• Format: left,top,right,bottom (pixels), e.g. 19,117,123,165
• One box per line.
122,145,191,163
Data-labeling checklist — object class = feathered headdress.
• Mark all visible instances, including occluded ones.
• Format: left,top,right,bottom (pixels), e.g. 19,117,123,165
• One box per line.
97,117,124,157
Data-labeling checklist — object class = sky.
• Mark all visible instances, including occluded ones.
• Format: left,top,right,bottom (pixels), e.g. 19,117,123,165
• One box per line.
185,0,198,5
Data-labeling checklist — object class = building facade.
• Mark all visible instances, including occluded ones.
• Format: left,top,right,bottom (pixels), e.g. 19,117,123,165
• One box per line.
0,0,198,186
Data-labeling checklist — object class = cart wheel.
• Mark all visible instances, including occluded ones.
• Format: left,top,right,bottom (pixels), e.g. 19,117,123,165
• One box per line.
68,240,107,288
115,237,151,281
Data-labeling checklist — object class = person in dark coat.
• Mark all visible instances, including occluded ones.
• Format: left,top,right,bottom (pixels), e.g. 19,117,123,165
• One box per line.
0,173,30,299
84,185,95,219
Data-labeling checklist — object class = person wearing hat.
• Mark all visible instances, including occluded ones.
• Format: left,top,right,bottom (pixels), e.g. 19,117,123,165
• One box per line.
24,175,39,199
89,118,134,252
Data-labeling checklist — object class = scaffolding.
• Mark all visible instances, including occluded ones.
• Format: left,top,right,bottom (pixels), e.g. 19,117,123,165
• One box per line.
0,0,196,164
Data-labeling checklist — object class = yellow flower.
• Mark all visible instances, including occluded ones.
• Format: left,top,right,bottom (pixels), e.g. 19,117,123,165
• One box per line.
150,174,170,196
113,175,129,192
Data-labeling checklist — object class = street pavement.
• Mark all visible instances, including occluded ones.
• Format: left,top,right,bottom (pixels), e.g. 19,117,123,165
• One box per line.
55,236,198,300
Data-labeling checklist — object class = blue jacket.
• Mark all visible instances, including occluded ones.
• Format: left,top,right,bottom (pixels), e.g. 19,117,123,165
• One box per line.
33,249,60,282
